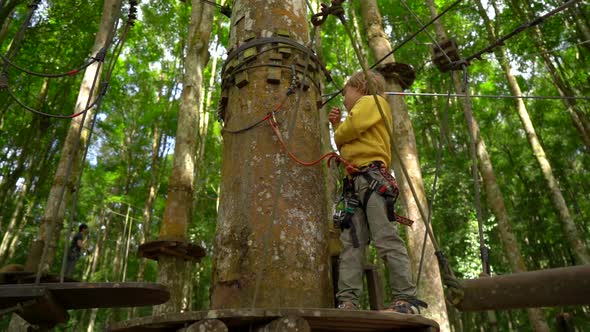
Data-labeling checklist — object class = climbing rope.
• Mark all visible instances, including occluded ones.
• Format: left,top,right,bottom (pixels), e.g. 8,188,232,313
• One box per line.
416,82,452,288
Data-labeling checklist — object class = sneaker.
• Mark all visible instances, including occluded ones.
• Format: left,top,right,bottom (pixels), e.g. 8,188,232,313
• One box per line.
337,301,358,310
381,299,427,314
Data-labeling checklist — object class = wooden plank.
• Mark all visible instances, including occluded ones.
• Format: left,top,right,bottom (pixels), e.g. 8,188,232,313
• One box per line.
108,308,439,332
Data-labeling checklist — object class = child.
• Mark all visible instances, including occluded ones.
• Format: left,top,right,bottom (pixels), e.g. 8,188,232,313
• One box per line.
329,70,426,314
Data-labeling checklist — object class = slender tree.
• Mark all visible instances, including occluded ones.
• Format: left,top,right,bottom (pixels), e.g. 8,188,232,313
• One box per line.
22,0,123,273
153,0,214,315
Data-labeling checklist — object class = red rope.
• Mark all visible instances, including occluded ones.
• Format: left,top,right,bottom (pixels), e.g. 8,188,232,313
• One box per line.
268,115,356,171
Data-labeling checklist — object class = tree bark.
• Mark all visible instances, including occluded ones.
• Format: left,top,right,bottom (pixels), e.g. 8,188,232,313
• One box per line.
154,0,214,315
23,0,123,276
358,1,450,330
211,0,332,309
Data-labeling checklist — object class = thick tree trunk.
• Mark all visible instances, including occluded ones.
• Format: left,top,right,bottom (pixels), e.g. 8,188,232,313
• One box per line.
154,0,214,315
211,0,332,309
23,0,123,276
474,0,549,331
358,1,450,330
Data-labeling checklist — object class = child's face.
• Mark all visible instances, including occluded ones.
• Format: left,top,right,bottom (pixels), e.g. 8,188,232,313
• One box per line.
343,85,363,111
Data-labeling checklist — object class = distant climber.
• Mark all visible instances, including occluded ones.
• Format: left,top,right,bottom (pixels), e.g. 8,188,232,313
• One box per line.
65,223,89,278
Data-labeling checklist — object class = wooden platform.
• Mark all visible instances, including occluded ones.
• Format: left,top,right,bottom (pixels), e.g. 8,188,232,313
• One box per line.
108,308,439,332
138,240,206,262
0,282,170,329
0,271,77,284
0,282,170,310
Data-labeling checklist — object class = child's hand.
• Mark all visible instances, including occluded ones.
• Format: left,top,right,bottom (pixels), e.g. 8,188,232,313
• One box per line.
329,107,342,126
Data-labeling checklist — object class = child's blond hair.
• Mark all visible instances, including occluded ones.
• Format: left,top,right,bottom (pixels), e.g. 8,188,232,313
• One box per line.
344,70,386,96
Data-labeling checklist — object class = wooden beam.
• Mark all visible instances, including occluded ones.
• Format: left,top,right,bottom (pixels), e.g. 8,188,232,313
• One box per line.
456,265,590,311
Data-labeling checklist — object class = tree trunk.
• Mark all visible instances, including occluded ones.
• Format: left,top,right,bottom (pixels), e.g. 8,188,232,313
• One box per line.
358,1,450,330
23,0,123,276
211,0,332,309
153,0,214,315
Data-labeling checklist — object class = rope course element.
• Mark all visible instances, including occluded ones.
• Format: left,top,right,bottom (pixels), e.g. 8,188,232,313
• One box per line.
319,0,463,108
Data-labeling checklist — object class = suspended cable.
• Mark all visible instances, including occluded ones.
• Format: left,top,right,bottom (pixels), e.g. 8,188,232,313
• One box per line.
0,51,103,78
59,11,136,283
3,81,103,118
494,39,590,61
382,91,590,100
398,0,453,64
462,0,584,65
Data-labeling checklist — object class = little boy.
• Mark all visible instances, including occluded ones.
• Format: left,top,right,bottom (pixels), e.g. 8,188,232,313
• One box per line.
329,70,426,314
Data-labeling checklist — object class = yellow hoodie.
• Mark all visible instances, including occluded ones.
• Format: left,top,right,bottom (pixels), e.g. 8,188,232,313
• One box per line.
334,95,392,168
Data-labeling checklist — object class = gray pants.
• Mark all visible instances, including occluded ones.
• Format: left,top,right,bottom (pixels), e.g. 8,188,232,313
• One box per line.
336,169,417,307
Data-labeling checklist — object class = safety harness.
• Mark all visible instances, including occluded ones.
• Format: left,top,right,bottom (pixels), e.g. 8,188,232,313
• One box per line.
335,162,414,248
